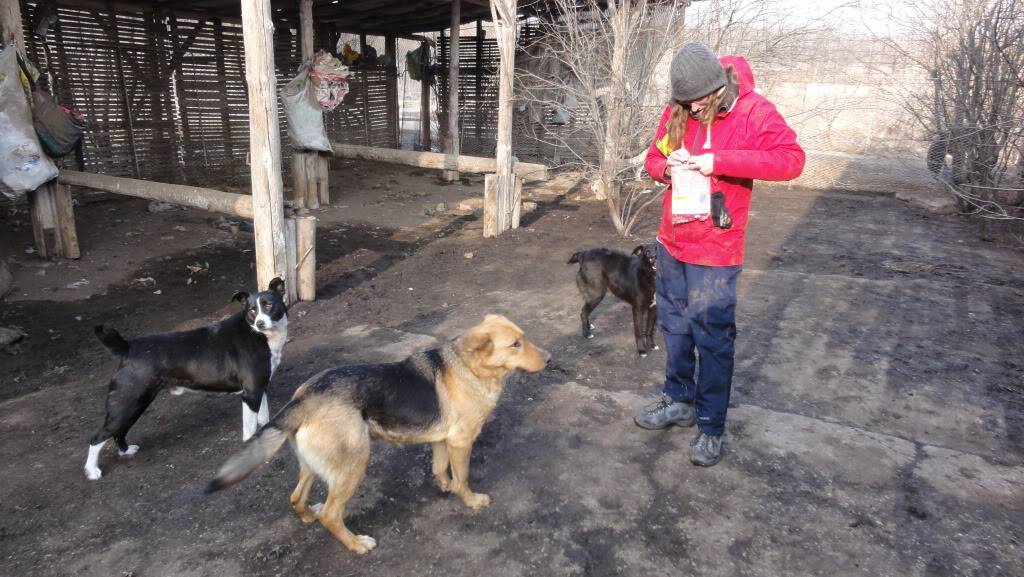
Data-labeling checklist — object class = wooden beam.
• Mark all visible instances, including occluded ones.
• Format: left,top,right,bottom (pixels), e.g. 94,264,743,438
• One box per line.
330,143,548,181
444,1,461,182
488,0,517,237
241,0,289,290
53,184,81,259
419,40,431,150
59,170,254,218
359,32,370,144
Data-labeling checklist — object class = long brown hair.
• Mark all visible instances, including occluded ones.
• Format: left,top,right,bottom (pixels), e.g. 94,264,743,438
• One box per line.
665,66,739,150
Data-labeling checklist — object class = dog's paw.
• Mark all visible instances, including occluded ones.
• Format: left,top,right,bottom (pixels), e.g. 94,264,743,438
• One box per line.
118,445,140,457
639,352,648,358
296,508,318,524
584,333,595,339
653,344,660,351
84,466,103,481
349,535,377,555
435,476,452,493
462,492,491,510
170,386,186,396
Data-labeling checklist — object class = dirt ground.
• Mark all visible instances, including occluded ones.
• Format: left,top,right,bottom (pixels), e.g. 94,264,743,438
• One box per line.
1,160,1022,577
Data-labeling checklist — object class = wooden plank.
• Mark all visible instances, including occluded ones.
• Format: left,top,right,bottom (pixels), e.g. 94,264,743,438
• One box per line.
330,143,548,181
444,1,461,182
316,154,329,205
242,0,289,290
475,19,483,142
483,173,497,237
59,170,255,218
284,216,298,304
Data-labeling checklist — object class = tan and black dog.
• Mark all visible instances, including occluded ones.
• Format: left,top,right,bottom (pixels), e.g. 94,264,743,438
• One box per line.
206,314,549,554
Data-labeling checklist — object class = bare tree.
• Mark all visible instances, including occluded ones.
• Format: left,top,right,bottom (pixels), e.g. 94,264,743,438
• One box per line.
516,0,688,236
870,0,1024,224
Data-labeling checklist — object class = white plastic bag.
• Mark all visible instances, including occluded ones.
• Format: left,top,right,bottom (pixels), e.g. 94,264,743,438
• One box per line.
0,47,58,200
280,63,332,152
309,50,350,111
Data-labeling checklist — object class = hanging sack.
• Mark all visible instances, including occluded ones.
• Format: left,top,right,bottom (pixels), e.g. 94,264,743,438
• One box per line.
0,47,58,200
32,89,85,158
281,62,332,152
309,50,350,111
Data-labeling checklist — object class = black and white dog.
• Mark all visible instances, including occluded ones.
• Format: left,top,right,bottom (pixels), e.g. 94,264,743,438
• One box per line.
569,245,658,357
83,278,289,480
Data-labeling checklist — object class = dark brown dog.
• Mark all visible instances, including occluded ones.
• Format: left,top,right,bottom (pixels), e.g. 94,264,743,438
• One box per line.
569,244,658,356
206,314,549,554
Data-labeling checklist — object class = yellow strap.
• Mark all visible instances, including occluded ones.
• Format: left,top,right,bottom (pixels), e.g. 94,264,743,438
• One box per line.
656,133,674,156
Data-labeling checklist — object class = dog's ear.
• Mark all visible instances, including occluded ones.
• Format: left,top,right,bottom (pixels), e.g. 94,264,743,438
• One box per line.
231,291,249,304
268,277,285,296
462,327,494,357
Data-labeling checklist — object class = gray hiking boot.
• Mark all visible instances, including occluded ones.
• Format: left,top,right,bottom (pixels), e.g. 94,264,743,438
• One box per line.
633,396,695,430
690,432,723,466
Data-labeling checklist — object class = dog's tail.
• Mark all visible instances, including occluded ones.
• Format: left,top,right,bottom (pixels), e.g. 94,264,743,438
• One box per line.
94,325,130,357
205,401,301,494
568,251,582,264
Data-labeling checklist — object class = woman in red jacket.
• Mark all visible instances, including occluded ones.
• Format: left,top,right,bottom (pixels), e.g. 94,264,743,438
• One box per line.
633,43,805,466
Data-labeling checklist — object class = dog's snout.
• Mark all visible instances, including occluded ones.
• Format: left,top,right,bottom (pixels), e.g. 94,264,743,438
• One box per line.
256,320,267,330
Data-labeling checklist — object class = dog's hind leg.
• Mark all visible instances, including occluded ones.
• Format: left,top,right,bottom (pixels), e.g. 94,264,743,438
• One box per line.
290,460,318,524
431,441,452,492
580,292,604,339
298,411,376,554
85,378,158,480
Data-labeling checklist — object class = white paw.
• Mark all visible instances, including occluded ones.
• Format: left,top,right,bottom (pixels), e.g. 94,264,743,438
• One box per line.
170,386,186,396
588,322,595,330
585,333,595,339
310,502,324,515
84,466,103,480
653,345,660,351
639,352,648,358
355,535,377,552
119,445,140,457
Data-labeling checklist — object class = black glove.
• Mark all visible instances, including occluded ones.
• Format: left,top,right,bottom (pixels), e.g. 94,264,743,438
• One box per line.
710,192,732,229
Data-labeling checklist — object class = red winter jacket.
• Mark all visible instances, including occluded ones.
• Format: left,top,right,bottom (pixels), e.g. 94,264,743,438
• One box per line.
645,55,805,266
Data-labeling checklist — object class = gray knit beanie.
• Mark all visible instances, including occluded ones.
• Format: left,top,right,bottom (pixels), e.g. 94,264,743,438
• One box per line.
670,42,726,102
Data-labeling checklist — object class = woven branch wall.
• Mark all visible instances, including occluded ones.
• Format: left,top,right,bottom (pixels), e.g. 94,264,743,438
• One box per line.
21,1,398,188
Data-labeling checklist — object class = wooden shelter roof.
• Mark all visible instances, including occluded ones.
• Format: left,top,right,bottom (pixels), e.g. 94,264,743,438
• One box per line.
153,0,498,36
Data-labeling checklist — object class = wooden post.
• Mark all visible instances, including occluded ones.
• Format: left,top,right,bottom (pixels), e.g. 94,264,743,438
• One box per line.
295,214,316,301
53,184,80,259
106,4,141,179
299,0,314,59
242,0,289,291
419,40,431,150
284,216,299,304
475,20,483,144
4,0,74,258
293,0,322,210
488,0,517,236
0,0,25,51
359,32,371,145
385,34,398,147
444,1,461,182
